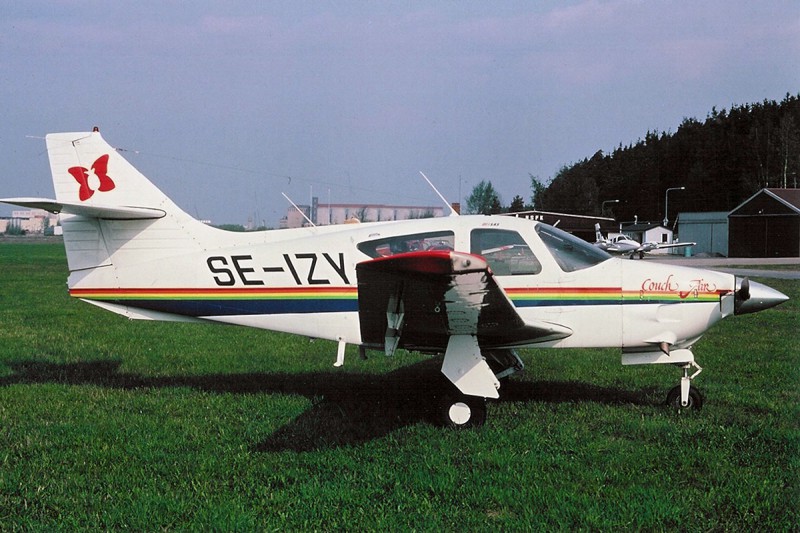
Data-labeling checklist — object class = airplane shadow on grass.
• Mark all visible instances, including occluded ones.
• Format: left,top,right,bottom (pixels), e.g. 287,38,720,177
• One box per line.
1,358,654,452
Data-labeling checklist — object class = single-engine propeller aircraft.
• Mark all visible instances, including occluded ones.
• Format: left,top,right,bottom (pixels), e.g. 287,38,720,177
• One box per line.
2,131,789,428
594,223,696,259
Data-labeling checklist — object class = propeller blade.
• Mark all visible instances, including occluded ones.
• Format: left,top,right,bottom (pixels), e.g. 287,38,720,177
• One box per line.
734,277,788,315
737,277,750,302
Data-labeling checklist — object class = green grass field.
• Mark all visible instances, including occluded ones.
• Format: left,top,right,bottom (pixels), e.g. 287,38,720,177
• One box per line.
1,242,798,530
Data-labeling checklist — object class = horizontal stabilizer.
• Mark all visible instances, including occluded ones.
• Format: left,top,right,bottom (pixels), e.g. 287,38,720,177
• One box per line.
0,197,166,220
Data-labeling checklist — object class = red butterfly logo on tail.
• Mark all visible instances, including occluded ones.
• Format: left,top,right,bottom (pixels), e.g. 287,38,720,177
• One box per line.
68,154,115,201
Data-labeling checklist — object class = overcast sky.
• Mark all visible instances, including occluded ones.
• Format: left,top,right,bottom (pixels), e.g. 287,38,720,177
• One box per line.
2,1,798,225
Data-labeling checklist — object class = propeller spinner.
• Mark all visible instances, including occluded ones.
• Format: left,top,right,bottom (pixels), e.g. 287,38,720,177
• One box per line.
734,276,788,315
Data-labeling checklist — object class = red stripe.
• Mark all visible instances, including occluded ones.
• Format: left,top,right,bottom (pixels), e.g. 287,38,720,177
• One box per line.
70,287,357,296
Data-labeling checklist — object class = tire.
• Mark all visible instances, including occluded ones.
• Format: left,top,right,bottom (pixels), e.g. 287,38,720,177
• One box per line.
666,385,703,411
440,394,487,429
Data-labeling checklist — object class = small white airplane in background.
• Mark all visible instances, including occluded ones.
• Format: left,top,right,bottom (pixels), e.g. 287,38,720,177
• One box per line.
594,223,696,259
2,131,788,428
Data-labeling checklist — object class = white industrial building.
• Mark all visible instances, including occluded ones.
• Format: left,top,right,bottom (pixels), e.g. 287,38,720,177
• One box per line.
1,209,60,235
280,197,447,229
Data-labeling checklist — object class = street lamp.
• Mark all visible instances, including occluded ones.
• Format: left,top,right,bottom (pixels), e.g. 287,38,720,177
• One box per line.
663,186,685,227
601,199,619,216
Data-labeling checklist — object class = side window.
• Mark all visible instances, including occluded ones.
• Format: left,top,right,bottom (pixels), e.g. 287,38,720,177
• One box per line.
470,229,542,275
357,231,454,258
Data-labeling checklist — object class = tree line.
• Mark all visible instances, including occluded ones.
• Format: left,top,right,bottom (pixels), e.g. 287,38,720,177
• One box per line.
467,93,800,224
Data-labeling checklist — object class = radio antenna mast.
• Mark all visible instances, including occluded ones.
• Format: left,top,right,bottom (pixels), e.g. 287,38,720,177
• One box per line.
419,172,458,216
281,192,316,227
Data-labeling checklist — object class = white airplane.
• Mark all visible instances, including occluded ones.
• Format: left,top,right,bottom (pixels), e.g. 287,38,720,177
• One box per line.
1,131,788,428
594,223,696,259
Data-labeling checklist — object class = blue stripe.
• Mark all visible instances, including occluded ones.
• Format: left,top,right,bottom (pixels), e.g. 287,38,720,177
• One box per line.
97,298,359,316
99,296,709,316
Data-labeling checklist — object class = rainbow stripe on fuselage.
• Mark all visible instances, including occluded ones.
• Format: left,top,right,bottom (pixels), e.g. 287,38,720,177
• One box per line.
71,284,723,318
505,286,724,307
69,287,359,316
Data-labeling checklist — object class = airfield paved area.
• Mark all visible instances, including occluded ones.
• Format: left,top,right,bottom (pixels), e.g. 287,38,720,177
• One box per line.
648,256,800,280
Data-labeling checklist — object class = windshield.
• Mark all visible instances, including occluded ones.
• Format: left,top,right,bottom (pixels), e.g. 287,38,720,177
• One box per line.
535,224,611,272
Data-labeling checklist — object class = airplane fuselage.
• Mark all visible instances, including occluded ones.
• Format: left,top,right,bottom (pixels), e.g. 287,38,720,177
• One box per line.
68,214,739,355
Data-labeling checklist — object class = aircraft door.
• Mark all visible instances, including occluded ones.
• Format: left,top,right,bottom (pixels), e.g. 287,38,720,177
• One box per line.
533,224,624,346
469,227,565,329
469,229,542,276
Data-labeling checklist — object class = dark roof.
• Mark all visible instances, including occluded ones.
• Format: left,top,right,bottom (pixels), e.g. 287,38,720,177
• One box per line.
768,188,800,210
729,188,800,217
502,210,615,231
620,222,666,232
503,210,614,223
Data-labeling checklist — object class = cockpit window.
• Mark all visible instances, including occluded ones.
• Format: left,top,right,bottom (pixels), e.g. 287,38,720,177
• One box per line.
535,224,611,272
470,229,542,275
357,231,454,258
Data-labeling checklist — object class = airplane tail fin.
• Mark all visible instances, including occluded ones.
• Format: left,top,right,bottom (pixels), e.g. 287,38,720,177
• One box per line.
46,131,181,214
594,223,604,243
39,131,216,289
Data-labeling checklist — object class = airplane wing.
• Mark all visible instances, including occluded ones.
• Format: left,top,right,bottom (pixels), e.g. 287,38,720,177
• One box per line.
356,250,572,355
638,241,696,252
654,241,696,250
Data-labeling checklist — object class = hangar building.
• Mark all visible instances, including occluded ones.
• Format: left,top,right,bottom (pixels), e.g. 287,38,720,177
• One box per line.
677,212,729,257
728,188,800,258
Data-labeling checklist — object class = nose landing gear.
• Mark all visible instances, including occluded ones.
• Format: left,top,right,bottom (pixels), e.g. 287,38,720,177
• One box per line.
665,360,704,411
622,349,704,411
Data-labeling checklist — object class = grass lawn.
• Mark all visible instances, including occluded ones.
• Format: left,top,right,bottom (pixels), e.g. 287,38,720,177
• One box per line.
1,242,798,530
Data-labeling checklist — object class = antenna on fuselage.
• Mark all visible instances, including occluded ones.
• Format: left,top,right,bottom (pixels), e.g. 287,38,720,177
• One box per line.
419,171,458,216
281,192,316,227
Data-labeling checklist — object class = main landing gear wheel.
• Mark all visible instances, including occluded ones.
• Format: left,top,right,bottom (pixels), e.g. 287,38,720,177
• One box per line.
666,385,704,411
439,393,487,429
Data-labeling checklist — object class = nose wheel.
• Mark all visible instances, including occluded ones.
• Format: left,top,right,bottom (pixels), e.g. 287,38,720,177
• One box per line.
666,385,703,410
